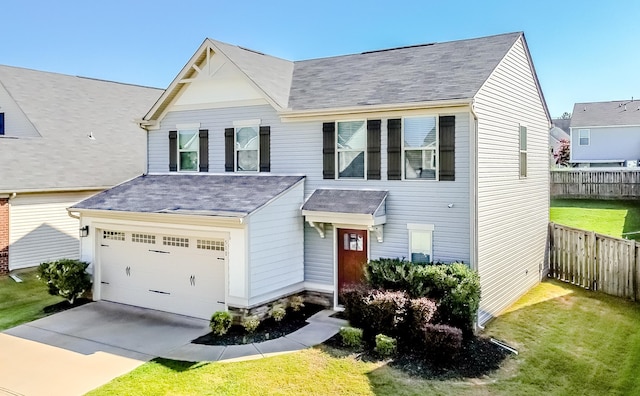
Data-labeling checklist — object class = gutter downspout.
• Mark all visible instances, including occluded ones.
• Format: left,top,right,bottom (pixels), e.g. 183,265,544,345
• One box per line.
469,101,482,330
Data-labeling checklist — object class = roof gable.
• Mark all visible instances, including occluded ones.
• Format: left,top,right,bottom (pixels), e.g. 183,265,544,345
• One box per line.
571,100,640,127
144,39,294,123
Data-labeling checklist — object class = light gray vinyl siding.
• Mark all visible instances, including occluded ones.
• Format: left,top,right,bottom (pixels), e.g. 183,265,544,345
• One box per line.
473,37,549,325
570,126,640,163
9,191,98,269
150,105,472,288
0,83,40,138
247,181,305,305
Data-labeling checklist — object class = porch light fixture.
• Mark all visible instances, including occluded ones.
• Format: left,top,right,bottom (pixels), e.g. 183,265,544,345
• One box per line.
79,226,89,238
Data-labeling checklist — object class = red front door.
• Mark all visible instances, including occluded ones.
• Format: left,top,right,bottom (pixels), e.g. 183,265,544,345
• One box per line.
337,228,368,297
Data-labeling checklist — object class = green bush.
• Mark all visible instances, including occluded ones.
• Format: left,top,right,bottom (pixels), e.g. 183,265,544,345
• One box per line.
365,259,480,337
270,304,286,322
37,259,92,304
242,315,260,333
374,334,397,357
339,326,363,348
289,295,305,312
210,311,232,335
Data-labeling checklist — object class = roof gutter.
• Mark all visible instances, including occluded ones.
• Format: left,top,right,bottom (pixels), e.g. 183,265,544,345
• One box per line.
278,98,473,120
0,186,107,195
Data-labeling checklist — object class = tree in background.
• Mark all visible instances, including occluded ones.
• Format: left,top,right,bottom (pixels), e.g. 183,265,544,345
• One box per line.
554,139,572,167
560,112,571,119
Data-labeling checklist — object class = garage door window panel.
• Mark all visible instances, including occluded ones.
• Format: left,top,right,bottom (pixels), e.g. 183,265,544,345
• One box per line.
163,236,189,247
103,230,125,241
197,239,225,251
132,233,155,244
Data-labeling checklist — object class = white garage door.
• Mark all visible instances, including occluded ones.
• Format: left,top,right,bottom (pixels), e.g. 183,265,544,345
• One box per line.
98,228,226,320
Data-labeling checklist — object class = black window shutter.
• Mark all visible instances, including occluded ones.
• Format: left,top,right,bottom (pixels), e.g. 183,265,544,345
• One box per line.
322,122,335,179
0,113,4,135
224,128,234,172
367,120,381,180
198,129,209,172
259,126,271,172
168,130,177,172
387,119,402,180
439,116,455,181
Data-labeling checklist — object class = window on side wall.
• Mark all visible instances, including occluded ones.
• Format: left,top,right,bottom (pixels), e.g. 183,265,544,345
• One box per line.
178,130,199,171
235,125,259,172
519,125,527,178
404,116,437,180
337,120,366,179
407,224,433,264
578,129,590,146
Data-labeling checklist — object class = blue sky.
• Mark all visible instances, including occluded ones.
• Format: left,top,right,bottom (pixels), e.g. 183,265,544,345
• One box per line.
2,1,638,117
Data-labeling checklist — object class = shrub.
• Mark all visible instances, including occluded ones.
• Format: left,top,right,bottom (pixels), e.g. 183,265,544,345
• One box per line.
37,259,92,304
421,323,463,361
340,284,371,328
360,289,409,339
289,295,305,312
242,315,260,333
365,259,481,337
374,334,397,357
270,304,286,322
210,311,232,336
405,297,438,344
339,326,363,348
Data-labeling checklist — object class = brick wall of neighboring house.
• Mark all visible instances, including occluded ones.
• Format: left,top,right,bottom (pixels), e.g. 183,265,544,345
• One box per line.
0,198,8,275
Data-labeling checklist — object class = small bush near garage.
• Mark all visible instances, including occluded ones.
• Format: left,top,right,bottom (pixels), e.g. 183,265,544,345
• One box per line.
374,334,397,357
210,311,233,336
289,295,305,312
269,304,287,322
365,259,480,337
242,315,261,333
339,326,363,348
37,259,92,305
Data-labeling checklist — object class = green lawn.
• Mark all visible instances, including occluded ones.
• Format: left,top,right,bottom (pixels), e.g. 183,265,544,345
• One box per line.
0,268,64,331
88,280,640,396
550,199,640,240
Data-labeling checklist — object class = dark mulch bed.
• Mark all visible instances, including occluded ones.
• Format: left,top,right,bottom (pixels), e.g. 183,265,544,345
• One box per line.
43,298,92,314
322,333,510,380
192,303,325,346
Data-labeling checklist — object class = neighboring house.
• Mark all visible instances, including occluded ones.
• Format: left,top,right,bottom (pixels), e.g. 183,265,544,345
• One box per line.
550,118,570,166
570,100,640,167
70,32,550,325
0,65,162,274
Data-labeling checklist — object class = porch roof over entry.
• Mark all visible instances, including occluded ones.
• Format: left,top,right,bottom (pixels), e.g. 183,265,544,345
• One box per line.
301,189,388,226
70,174,305,218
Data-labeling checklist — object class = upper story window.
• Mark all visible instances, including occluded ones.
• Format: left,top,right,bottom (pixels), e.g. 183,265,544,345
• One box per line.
404,116,437,180
337,121,366,179
519,125,527,178
578,129,590,146
178,130,199,171
235,125,259,172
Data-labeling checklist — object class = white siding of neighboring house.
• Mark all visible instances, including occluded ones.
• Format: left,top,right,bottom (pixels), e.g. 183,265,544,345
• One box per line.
9,191,98,270
246,181,305,306
0,83,41,138
150,105,472,290
570,125,640,164
473,37,550,324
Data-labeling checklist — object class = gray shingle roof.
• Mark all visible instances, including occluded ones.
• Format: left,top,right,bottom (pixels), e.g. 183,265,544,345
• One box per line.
302,189,387,215
288,32,522,110
571,100,640,128
71,174,305,217
0,65,162,192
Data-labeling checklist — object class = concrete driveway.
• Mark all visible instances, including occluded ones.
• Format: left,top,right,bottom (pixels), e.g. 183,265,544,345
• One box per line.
0,301,209,396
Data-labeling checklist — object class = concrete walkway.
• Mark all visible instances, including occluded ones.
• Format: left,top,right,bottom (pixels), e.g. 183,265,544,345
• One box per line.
164,309,348,362
0,302,347,396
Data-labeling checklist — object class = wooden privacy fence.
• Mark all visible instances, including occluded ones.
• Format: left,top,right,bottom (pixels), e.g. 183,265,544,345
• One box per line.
548,222,640,300
550,169,640,199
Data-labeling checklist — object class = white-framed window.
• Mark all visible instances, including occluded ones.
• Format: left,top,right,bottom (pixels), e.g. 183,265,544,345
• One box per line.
178,129,199,171
403,116,438,180
337,120,366,179
519,125,527,178
578,129,590,146
407,224,433,263
235,125,259,172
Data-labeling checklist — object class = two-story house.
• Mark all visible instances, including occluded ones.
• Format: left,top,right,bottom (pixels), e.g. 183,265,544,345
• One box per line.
70,32,550,326
570,100,640,167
